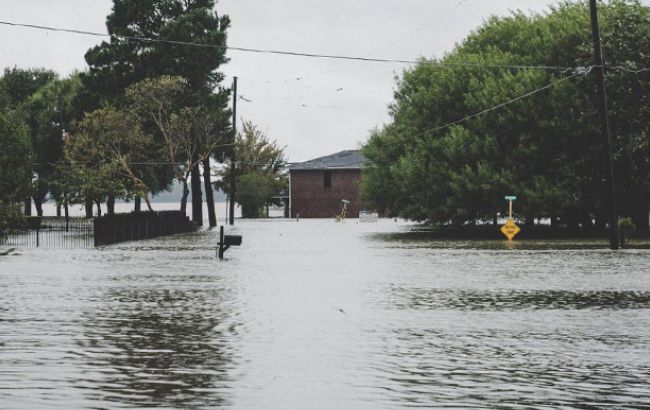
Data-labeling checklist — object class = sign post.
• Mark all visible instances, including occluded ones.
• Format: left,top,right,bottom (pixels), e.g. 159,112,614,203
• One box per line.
501,195,521,241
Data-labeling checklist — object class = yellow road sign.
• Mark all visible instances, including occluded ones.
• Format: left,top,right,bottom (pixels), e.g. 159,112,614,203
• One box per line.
500,219,521,241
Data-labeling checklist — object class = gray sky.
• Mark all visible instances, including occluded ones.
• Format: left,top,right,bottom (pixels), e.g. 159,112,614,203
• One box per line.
0,0,637,162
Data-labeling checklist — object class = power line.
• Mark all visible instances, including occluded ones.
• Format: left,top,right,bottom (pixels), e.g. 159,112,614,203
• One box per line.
239,97,384,111
606,65,650,74
398,70,589,142
0,20,578,71
33,159,302,167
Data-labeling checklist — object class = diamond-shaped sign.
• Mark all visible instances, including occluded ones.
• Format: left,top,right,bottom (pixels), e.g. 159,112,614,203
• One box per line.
500,219,521,241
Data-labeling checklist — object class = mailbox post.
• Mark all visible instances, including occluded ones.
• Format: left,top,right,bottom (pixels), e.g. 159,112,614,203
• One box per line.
218,225,242,259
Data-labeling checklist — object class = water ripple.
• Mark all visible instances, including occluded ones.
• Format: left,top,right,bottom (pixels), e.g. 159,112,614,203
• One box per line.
392,287,650,311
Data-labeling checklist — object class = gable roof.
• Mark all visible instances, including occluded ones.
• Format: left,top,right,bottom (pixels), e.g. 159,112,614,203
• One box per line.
289,150,366,171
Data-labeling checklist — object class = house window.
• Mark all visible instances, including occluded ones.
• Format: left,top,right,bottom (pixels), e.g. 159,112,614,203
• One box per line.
323,170,332,188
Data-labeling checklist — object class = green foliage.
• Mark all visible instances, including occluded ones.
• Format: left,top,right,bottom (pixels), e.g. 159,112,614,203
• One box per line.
0,110,31,234
218,121,287,218
83,0,230,107
126,76,228,211
363,0,650,230
22,74,84,211
0,68,85,216
0,67,56,108
0,110,32,201
236,172,286,218
61,107,154,209
0,200,23,240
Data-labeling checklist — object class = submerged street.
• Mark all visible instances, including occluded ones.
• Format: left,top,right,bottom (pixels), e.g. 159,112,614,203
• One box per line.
1,219,649,408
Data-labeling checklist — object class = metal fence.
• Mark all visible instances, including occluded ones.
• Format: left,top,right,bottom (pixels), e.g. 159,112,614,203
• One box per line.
1,217,94,248
1,211,195,248
93,211,195,246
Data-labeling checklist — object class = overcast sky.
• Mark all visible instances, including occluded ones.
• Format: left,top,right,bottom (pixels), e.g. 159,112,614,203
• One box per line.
2,0,644,162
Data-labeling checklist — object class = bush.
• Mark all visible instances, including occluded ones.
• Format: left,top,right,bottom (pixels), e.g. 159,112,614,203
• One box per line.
0,201,24,239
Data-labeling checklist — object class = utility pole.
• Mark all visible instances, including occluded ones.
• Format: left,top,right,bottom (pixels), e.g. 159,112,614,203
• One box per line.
229,76,237,225
56,94,70,232
589,0,619,250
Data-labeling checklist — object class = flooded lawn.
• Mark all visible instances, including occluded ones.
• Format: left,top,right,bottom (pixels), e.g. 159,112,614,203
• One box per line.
1,219,649,408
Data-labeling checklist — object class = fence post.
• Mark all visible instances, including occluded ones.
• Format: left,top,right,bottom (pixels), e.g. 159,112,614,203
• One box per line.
93,217,99,247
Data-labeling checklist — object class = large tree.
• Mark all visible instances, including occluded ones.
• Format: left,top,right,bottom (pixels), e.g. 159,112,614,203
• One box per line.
82,0,231,224
127,76,229,214
362,0,650,233
0,67,56,215
22,74,84,216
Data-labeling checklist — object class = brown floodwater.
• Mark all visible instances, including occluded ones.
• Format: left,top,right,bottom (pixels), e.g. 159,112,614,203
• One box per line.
1,219,649,408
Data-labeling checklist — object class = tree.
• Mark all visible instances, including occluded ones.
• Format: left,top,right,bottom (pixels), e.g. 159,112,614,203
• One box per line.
127,76,229,213
0,67,55,108
0,67,56,215
0,110,31,236
82,0,231,223
362,0,650,233
218,121,287,218
62,107,156,213
22,74,84,216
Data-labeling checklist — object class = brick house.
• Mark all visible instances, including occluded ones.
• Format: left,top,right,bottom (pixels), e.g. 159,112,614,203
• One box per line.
289,150,366,218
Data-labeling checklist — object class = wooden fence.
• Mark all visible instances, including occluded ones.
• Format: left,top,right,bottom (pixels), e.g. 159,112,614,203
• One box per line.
93,211,195,246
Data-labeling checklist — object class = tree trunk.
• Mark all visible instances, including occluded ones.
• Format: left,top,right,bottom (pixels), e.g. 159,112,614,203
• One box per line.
95,200,102,217
134,196,141,212
56,202,61,217
34,197,43,217
180,180,190,215
493,213,498,225
203,157,217,227
107,196,115,215
191,163,203,226
64,194,69,232
33,180,47,217
85,199,93,218
142,193,154,212
24,197,32,216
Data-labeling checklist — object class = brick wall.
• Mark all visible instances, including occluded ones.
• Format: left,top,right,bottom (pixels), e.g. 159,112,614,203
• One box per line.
290,169,363,218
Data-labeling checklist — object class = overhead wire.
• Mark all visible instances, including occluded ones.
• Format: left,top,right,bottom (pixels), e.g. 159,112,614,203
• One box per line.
0,20,580,72
3,17,647,158
391,69,590,144
36,71,592,169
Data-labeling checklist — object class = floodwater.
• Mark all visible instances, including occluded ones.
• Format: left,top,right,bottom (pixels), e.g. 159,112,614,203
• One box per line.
1,219,649,409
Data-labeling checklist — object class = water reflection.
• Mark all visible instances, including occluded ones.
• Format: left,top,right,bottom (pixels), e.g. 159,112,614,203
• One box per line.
391,287,650,310
77,282,237,407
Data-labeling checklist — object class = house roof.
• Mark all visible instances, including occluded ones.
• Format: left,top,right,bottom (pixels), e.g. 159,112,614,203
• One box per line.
289,150,366,171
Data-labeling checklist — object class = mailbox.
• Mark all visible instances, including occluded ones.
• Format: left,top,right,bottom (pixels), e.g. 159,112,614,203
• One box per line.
218,226,242,259
224,235,242,246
